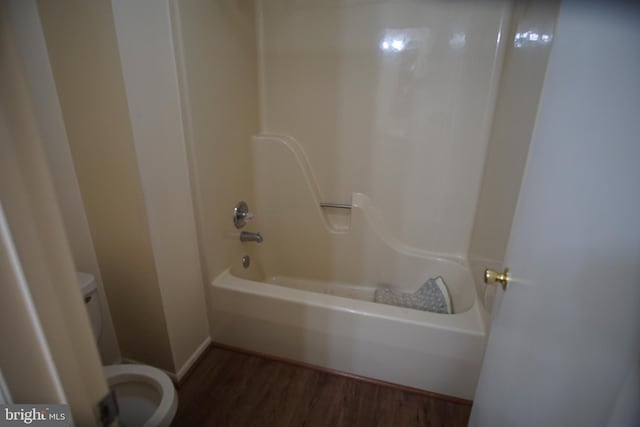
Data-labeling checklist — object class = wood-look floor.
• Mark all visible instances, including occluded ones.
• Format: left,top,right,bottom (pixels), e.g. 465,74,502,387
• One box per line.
171,346,472,427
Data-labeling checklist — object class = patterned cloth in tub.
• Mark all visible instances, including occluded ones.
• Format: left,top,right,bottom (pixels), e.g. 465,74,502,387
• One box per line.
374,276,452,314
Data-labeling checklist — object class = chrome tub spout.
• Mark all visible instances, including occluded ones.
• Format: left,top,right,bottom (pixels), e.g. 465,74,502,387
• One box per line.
240,231,263,243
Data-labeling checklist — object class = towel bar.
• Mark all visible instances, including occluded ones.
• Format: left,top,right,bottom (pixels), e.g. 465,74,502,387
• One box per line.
319,202,352,210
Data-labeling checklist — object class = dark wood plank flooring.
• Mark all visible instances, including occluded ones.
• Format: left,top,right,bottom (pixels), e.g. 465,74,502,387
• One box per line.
171,346,471,427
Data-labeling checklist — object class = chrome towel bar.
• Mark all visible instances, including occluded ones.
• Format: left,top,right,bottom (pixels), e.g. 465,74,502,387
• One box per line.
320,202,352,210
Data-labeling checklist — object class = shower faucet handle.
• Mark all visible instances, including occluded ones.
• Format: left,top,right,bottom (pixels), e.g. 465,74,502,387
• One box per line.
233,201,255,229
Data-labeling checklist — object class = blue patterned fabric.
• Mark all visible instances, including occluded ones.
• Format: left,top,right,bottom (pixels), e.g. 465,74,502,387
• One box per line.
374,277,452,314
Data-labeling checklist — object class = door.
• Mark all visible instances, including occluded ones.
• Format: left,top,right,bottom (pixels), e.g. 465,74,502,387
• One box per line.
0,3,112,425
470,1,640,426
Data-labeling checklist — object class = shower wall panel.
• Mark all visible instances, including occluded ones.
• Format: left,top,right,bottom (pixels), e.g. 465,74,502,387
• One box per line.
258,0,509,257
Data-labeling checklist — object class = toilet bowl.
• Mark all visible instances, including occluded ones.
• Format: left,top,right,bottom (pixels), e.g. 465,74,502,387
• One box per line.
104,364,177,427
77,272,178,427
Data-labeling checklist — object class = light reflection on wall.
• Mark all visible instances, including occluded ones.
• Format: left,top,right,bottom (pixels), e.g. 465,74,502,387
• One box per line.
379,28,429,53
514,30,552,47
379,33,408,52
380,38,406,52
379,29,467,53
449,32,466,49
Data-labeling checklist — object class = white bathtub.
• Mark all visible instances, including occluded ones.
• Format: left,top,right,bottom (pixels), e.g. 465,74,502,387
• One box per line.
209,254,487,400
208,135,488,400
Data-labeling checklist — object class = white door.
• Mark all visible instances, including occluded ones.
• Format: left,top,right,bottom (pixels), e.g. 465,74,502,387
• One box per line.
1,4,112,425
470,1,640,426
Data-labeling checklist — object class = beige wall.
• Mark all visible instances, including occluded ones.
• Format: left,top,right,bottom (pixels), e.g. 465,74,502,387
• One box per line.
37,0,175,372
258,0,509,258
111,0,210,375
469,0,559,302
0,10,108,422
8,0,120,365
171,0,260,281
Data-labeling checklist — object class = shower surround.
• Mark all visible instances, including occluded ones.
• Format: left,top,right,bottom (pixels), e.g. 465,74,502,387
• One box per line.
171,0,554,400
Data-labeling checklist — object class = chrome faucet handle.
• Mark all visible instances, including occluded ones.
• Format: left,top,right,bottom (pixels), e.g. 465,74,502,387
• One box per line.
233,201,254,229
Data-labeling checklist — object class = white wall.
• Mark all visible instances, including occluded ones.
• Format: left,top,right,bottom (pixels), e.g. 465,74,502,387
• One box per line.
470,0,558,266
38,0,175,373
111,0,211,376
469,0,559,308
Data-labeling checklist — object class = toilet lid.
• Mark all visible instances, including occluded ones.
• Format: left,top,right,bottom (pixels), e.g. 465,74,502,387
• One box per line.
104,364,177,427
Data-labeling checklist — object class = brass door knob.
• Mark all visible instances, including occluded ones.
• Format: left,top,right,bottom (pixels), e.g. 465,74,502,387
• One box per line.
484,268,510,290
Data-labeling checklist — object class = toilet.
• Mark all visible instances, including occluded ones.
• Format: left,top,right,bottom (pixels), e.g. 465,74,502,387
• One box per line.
77,272,178,427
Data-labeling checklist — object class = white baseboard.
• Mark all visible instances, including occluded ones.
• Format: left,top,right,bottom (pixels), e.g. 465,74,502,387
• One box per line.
175,336,212,382
118,336,212,383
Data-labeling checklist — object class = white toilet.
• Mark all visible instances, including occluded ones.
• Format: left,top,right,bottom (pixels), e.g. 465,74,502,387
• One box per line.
77,272,178,427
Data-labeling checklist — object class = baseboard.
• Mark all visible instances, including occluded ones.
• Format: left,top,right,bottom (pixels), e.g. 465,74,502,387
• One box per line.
175,336,212,384
118,336,212,385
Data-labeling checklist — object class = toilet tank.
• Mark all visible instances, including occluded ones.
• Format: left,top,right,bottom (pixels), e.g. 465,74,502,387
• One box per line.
76,272,102,342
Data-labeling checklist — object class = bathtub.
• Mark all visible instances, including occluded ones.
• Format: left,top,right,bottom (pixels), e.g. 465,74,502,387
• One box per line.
208,135,488,400
209,254,487,400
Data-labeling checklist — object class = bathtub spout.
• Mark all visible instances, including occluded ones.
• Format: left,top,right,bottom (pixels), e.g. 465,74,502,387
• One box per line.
240,231,263,243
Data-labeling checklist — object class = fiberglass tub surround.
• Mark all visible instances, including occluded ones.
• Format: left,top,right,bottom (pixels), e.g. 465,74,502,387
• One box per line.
172,0,556,401
248,134,477,315
258,0,508,258
206,0,512,400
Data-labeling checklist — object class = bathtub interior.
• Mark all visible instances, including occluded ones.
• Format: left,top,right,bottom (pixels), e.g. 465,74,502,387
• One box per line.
229,134,481,315
232,249,476,315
